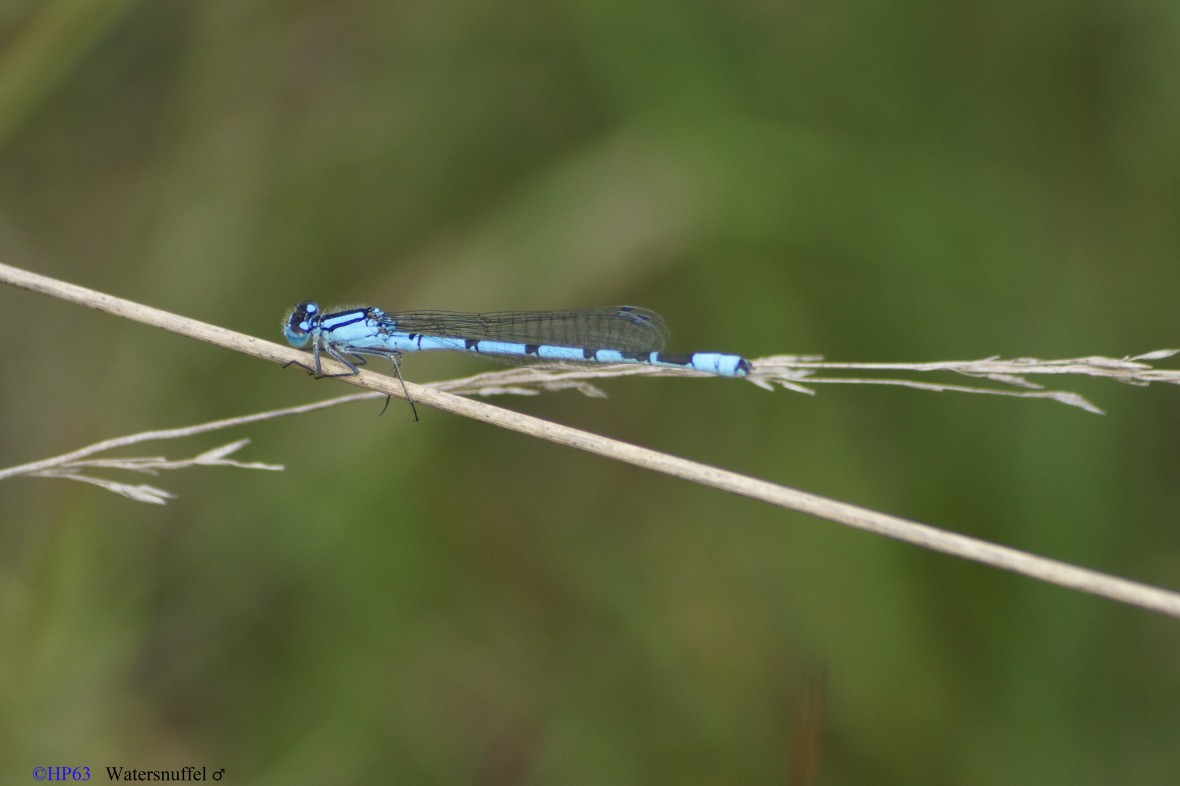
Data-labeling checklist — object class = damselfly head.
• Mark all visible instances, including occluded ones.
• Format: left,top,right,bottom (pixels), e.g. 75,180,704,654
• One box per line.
282,301,320,348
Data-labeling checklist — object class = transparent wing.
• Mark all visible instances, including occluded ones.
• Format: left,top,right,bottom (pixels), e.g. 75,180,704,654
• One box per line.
384,306,669,352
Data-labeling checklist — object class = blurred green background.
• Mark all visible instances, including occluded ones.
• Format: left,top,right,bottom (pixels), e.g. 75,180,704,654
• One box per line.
2,0,1179,783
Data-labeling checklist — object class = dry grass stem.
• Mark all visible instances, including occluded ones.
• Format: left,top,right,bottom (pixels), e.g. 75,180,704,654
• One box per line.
433,351,1180,415
4,438,282,505
0,395,388,503
3,260,1180,618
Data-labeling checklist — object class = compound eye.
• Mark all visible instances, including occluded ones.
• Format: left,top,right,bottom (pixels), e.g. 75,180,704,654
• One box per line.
282,301,319,348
